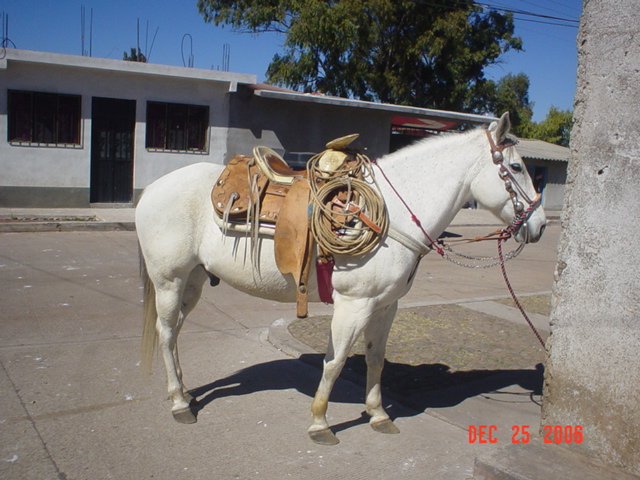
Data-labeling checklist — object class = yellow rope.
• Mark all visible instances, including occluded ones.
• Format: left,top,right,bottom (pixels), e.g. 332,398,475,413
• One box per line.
308,151,388,256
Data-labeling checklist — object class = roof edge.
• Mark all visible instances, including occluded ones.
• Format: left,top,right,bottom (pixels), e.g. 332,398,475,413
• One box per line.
252,88,498,125
3,48,257,85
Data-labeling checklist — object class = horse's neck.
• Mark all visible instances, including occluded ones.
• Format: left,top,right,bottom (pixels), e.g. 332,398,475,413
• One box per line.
377,133,480,241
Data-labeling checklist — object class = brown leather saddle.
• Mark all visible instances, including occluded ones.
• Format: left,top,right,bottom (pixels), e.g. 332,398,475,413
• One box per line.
211,148,313,318
211,135,376,318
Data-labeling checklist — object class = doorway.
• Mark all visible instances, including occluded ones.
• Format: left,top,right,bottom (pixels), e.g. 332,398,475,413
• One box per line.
527,165,547,204
90,97,136,203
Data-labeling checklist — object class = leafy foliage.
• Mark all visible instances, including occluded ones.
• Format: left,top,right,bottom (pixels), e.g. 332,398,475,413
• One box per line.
484,73,533,136
197,0,522,112
527,106,573,147
480,73,572,145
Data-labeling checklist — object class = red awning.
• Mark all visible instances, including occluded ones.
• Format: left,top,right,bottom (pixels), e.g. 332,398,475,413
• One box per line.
391,115,457,131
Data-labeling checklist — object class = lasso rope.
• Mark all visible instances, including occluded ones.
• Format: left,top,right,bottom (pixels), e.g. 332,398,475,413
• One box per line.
308,151,388,256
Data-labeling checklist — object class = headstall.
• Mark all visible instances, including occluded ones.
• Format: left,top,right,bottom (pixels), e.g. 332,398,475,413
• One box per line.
484,130,541,239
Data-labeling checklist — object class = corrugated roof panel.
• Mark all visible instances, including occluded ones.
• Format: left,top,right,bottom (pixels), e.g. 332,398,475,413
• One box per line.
516,138,569,162
251,87,498,128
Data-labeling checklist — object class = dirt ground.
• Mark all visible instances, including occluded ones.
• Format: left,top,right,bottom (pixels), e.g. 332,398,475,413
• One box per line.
289,296,549,396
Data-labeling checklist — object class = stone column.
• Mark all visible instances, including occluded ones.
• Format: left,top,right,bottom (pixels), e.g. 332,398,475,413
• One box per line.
542,0,640,475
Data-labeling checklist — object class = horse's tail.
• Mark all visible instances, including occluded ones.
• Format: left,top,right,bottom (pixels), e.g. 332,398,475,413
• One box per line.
139,246,157,376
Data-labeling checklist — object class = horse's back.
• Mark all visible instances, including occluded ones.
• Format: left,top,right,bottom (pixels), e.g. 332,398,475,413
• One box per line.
137,162,222,219
136,162,224,274
140,162,222,202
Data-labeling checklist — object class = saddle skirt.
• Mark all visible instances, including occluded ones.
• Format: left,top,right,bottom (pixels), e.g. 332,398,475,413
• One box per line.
211,154,313,317
212,154,291,223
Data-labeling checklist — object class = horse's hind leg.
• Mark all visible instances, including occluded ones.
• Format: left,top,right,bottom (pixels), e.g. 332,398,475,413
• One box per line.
155,266,208,424
364,301,400,434
173,266,209,406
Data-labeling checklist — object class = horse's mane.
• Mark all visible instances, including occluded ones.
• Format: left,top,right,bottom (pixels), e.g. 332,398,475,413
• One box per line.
381,127,485,163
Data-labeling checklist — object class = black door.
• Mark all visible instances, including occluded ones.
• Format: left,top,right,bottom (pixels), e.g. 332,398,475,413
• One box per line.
90,97,136,203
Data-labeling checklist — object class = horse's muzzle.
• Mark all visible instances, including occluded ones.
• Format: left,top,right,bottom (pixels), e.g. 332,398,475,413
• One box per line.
530,222,546,243
515,220,546,244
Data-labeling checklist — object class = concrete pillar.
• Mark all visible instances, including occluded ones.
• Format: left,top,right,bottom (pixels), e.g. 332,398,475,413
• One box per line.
542,0,640,475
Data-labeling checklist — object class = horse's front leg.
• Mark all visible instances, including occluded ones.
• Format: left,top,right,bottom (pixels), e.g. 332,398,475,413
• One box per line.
309,297,374,445
364,301,400,434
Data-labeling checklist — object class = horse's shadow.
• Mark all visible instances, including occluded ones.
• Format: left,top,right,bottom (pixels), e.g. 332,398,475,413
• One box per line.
189,354,543,428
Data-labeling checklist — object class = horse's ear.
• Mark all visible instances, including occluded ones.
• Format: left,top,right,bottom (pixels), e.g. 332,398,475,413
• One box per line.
494,112,511,143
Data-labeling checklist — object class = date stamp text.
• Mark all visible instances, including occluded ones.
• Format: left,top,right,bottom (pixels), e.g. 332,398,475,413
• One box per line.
468,425,584,444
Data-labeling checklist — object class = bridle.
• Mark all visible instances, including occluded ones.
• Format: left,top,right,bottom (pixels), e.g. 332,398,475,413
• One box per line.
484,130,547,349
484,130,541,240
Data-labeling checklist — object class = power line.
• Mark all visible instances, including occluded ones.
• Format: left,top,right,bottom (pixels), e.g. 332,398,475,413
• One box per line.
475,1,579,25
509,14,578,28
412,0,579,28
518,0,582,18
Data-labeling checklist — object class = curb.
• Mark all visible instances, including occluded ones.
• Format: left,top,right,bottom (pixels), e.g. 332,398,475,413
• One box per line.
265,314,545,404
0,221,136,233
0,216,561,233
266,314,629,480
267,317,317,358
266,315,378,392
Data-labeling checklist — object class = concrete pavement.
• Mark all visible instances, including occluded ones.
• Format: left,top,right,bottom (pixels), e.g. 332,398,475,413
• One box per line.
1,228,491,480
2,208,631,479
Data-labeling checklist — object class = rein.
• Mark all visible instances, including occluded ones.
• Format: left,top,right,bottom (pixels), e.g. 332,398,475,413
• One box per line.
374,131,547,350
497,238,547,349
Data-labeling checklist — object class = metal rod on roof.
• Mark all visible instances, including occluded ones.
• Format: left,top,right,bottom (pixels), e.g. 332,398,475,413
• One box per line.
89,8,93,57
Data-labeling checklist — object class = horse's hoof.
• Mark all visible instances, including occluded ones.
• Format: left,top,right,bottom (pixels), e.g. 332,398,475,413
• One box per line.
172,406,197,424
184,392,197,405
308,428,340,446
371,418,400,434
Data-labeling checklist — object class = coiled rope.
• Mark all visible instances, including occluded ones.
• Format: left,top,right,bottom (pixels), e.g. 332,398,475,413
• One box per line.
308,151,388,256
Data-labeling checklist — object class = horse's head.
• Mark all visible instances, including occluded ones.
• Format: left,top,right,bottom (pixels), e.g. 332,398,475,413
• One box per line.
470,112,547,243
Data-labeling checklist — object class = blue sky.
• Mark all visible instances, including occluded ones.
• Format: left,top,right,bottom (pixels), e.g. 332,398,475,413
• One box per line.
1,0,581,121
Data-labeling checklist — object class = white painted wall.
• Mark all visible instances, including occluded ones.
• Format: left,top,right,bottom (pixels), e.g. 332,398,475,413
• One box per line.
0,50,256,203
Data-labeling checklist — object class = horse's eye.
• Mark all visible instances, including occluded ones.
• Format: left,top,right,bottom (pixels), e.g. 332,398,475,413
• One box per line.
510,163,523,173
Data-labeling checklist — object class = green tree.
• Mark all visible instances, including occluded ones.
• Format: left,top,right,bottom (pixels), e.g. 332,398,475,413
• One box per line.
528,106,573,147
197,0,522,112
484,73,533,136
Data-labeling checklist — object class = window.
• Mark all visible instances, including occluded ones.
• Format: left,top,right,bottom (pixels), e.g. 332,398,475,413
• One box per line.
8,90,81,145
146,101,209,152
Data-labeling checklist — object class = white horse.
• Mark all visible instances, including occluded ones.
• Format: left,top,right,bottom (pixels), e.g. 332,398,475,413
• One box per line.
136,113,546,445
